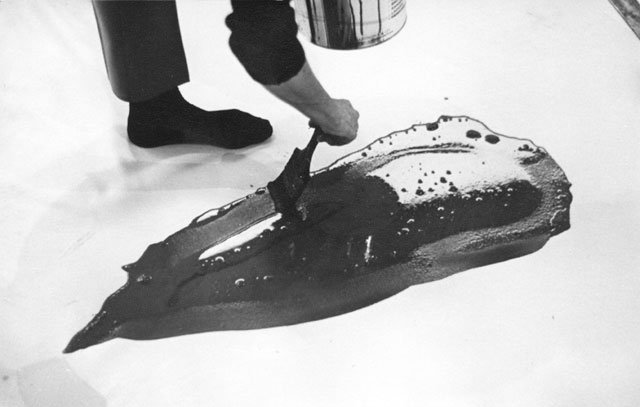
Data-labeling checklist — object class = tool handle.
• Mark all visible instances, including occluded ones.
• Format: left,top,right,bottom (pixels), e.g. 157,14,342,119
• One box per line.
266,127,322,216
309,122,353,146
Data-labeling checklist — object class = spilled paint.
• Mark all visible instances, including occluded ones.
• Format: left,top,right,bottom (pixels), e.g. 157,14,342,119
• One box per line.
199,214,282,261
64,116,572,353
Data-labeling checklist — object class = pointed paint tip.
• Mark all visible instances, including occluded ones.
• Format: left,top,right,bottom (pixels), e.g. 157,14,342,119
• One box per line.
63,310,118,353
63,328,113,354
62,334,88,354
122,263,134,272
62,343,77,354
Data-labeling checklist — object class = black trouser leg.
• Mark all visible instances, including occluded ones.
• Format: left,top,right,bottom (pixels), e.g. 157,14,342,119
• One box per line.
92,0,190,102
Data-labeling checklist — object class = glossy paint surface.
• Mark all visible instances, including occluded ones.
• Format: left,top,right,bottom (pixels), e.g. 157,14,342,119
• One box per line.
64,116,569,352
1,1,639,406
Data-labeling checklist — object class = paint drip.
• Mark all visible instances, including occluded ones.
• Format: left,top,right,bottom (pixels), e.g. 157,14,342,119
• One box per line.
294,0,407,49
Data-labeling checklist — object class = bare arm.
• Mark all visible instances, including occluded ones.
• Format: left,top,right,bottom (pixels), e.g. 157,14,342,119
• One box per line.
265,62,359,145
226,2,358,145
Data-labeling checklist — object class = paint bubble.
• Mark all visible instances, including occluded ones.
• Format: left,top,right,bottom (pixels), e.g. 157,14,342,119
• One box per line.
466,130,481,139
235,278,246,288
485,134,500,144
136,274,152,284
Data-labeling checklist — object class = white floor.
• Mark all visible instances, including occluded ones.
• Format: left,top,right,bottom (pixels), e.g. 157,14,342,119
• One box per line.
1,1,639,406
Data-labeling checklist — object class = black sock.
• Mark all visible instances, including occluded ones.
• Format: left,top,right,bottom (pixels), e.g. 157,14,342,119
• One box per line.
127,88,273,149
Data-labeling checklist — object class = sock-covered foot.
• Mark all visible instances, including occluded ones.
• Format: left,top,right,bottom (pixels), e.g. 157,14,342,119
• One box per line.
127,88,273,149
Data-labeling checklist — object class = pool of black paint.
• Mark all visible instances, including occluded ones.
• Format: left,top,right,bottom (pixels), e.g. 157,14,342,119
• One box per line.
158,176,542,309
65,116,572,353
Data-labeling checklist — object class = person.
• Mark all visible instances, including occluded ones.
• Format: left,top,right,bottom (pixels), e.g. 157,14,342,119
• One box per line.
91,0,359,149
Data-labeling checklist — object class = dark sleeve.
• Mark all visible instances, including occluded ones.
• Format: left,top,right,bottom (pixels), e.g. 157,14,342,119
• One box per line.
226,0,306,85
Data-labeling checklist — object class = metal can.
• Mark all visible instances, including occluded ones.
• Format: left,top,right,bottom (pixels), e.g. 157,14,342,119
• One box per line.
294,0,407,50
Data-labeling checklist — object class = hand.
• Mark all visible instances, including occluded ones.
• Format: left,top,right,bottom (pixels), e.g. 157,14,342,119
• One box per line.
309,99,359,146
262,62,359,145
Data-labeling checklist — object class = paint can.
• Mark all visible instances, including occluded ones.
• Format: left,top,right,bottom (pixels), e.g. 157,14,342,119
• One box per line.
294,0,407,50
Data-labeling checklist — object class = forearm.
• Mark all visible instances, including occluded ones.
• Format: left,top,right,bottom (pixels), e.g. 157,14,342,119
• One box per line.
265,61,359,144
264,62,333,126
226,0,358,144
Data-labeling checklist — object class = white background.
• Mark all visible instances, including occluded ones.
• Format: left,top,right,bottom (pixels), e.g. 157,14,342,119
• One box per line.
1,0,639,406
